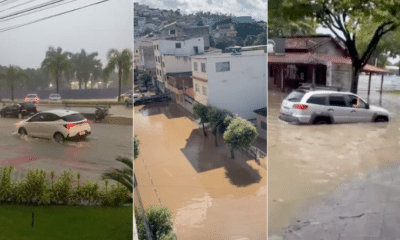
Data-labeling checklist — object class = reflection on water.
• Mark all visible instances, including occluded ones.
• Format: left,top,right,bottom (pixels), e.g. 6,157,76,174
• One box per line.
134,103,266,239
268,90,400,237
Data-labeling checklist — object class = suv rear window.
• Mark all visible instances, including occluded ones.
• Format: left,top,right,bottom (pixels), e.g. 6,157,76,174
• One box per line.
307,95,327,105
27,94,37,97
61,113,85,122
285,91,305,102
21,103,34,108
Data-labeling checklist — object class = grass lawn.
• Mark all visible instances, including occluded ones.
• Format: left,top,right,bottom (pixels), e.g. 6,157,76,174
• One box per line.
0,204,132,240
388,90,400,95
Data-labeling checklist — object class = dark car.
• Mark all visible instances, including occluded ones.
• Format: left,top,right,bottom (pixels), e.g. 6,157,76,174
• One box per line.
0,102,38,118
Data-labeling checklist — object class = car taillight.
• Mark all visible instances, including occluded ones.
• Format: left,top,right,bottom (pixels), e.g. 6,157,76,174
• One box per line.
21,109,27,112
293,104,308,110
85,120,89,124
63,123,76,130
35,98,38,101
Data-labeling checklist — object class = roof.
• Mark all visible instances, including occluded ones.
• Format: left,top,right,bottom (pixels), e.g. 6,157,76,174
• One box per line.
40,109,80,117
283,35,348,54
268,53,390,74
254,107,267,117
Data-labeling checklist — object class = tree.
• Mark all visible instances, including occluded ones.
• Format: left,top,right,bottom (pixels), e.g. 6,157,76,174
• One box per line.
102,156,133,193
193,103,211,137
235,23,264,40
282,0,400,93
208,107,234,147
41,46,72,93
104,49,133,102
254,32,267,45
139,72,152,87
69,49,102,89
269,0,316,37
135,205,176,240
244,35,257,46
0,66,27,101
134,134,140,160
223,117,258,159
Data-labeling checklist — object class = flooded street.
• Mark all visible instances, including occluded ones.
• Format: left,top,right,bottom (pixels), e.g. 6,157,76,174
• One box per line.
268,75,400,237
134,103,266,239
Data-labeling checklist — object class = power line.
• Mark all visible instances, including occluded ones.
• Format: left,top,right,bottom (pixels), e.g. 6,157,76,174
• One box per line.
0,0,40,14
0,0,111,33
0,0,66,20
0,0,78,23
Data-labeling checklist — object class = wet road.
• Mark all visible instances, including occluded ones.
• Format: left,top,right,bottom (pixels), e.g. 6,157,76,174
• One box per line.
268,75,400,237
134,103,267,239
0,117,132,182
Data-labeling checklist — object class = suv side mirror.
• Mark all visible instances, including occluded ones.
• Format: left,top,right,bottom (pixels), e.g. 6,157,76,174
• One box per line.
365,103,370,109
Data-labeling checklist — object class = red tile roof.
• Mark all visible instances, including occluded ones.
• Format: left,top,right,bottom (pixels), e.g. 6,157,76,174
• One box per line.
268,53,390,74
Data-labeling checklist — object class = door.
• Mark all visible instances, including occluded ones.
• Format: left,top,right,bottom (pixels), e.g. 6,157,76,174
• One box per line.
327,95,352,123
346,94,374,122
26,113,45,137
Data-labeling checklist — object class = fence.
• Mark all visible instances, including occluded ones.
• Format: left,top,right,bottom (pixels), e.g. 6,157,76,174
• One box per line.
241,145,267,169
0,87,132,100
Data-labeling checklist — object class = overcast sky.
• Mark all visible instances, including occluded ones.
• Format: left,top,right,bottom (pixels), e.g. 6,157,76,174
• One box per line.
0,0,132,69
135,0,267,22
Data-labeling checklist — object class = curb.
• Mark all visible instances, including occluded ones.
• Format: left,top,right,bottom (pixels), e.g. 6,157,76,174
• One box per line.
81,113,132,125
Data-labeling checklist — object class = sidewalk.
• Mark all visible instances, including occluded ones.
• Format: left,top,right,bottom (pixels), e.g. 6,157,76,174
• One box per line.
282,164,400,240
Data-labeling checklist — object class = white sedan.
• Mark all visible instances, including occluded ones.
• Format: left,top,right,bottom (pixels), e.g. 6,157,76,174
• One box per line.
15,109,91,143
48,94,62,103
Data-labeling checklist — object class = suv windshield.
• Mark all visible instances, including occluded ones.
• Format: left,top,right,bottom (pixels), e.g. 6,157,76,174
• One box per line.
61,113,85,122
285,91,305,102
50,94,60,97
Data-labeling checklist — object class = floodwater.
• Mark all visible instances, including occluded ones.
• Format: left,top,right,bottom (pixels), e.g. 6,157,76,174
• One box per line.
134,103,267,239
268,75,400,237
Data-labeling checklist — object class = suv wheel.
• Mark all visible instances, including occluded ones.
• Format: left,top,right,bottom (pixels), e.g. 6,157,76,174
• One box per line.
54,133,65,143
375,116,388,122
313,117,330,125
19,128,27,136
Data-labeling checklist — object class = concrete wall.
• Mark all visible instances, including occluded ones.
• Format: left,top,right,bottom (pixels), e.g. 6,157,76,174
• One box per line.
256,114,267,140
154,38,205,56
196,53,267,120
163,56,192,73
329,63,352,91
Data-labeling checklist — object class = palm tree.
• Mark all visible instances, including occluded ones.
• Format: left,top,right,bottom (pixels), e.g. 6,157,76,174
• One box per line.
70,49,102,89
0,66,27,101
103,49,133,102
41,47,72,93
102,156,133,192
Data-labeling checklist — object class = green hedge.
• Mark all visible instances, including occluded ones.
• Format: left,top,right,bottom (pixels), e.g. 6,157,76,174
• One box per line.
0,166,129,207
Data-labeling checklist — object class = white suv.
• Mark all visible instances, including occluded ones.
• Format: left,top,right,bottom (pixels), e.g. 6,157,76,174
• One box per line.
279,88,390,124
15,109,91,142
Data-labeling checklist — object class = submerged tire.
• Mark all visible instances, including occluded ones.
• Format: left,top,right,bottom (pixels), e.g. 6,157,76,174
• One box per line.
54,132,65,143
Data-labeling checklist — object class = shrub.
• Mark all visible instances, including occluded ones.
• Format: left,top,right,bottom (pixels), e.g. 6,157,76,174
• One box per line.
135,205,176,240
19,169,48,204
53,170,74,204
0,166,14,201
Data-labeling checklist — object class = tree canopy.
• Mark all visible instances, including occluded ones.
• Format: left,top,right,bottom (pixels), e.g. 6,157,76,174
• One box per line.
41,46,72,93
282,0,400,93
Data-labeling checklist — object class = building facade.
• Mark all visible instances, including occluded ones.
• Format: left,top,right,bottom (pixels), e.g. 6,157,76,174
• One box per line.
192,50,267,120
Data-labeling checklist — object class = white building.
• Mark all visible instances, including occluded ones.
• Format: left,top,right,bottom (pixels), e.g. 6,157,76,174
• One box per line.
153,37,205,93
191,50,267,120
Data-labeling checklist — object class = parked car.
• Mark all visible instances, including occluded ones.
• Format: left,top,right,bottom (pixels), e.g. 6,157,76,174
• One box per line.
0,102,38,118
48,93,62,103
24,94,40,103
279,87,390,124
117,90,134,100
15,109,91,143
125,93,139,106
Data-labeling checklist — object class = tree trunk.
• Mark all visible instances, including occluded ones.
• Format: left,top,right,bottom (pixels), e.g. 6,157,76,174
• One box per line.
202,123,207,136
214,133,218,147
350,66,361,94
11,82,14,101
56,73,59,93
230,149,235,159
79,78,82,90
118,68,122,102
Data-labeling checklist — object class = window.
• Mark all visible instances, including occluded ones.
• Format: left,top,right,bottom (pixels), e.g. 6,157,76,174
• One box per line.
157,45,159,50
62,113,85,122
285,91,305,102
347,95,367,108
307,95,327,105
162,62,165,67
43,113,60,122
29,113,45,122
195,84,200,92
194,62,198,71
202,86,207,95
201,63,206,72
176,43,181,48
170,30,175,35
261,121,267,130
329,95,347,107
216,62,230,72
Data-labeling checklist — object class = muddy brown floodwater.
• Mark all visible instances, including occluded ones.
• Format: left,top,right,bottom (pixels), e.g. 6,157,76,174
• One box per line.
134,103,266,239
268,84,400,237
